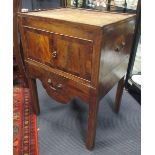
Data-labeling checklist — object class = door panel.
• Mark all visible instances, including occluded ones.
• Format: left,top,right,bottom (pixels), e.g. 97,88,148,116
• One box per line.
23,27,93,81
51,34,93,81
24,28,52,64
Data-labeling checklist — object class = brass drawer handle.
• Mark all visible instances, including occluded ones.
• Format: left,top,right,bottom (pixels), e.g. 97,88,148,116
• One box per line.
115,41,126,52
48,78,52,84
52,50,57,58
48,78,56,90
56,83,63,89
121,41,126,47
47,79,62,90
115,46,120,52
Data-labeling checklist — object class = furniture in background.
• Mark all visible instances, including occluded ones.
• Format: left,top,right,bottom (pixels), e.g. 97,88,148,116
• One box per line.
18,8,135,149
13,0,27,81
125,0,141,103
65,0,138,13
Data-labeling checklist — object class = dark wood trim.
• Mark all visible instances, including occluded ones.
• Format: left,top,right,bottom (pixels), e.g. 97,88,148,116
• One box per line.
76,0,79,8
107,0,111,11
82,0,86,8
60,0,67,7
123,0,127,13
127,79,141,104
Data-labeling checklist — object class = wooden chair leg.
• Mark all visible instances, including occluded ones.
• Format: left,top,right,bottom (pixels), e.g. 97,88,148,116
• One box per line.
113,77,125,113
86,98,99,150
28,78,40,115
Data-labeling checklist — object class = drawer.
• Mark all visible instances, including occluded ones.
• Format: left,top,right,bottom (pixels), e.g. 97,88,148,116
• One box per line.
23,27,93,81
26,61,91,103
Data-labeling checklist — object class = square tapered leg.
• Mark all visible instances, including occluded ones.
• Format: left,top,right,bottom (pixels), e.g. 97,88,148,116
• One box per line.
113,77,125,113
28,78,40,115
86,97,99,150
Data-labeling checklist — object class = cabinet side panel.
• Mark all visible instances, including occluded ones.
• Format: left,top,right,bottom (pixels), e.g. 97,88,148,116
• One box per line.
98,18,136,99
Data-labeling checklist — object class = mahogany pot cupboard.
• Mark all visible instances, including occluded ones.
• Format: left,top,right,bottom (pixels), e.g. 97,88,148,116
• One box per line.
18,8,136,150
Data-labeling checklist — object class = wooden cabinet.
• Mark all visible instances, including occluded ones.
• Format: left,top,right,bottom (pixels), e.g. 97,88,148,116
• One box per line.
18,8,136,149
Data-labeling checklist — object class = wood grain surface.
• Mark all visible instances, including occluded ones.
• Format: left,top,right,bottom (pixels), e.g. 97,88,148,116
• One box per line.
19,8,134,27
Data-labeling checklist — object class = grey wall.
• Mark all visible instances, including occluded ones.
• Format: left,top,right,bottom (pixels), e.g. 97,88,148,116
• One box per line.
22,0,61,10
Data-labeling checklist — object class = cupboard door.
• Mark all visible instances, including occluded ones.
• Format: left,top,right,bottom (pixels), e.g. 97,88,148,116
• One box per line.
23,27,93,81
51,34,93,81
23,27,53,65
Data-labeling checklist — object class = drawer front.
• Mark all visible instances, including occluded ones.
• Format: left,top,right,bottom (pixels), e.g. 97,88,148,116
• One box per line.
26,61,91,103
101,21,134,76
23,27,93,81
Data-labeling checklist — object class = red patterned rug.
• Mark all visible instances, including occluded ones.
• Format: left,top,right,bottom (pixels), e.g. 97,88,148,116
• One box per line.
13,80,39,155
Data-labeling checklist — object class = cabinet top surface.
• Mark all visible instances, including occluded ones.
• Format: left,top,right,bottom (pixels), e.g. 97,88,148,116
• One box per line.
20,8,135,27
